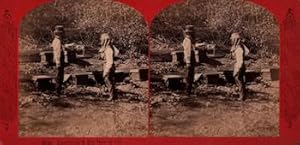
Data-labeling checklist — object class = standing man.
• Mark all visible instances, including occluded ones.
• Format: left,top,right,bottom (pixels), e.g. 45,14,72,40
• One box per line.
182,25,196,95
99,33,117,101
52,25,65,95
230,33,249,101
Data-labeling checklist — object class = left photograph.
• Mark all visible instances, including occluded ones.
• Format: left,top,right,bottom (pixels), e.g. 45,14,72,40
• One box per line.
18,0,149,137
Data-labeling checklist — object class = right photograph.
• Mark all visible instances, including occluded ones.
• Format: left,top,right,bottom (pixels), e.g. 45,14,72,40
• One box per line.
150,0,279,137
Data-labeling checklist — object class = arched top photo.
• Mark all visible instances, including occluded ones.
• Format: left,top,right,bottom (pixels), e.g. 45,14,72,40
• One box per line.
18,0,149,137
150,0,280,137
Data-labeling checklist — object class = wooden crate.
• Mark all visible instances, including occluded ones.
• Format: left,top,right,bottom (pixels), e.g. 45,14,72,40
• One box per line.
223,70,235,84
171,51,184,65
261,68,279,81
270,68,279,81
92,71,104,84
206,44,216,57
32,75,54,90
261,69,271,81
75,45,86,57
204,72,222,85
74,72,93,85
245,70,261,82
65,50,77,63
40,51,54,65
40,50,76,65
130,68,148,81
195,48,208,63
163,75,185,90
115,69,130,82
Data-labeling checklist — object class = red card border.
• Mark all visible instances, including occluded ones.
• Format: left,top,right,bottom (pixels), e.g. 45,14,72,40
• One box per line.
1,0,300,144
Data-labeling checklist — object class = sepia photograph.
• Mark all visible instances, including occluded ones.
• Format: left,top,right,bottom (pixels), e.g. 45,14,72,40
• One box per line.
150,0,279,136
18,0,149,137
2,0,300,144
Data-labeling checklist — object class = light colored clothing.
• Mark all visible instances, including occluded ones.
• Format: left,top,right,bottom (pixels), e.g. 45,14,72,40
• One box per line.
232,45,245,77
98,33,118,100
183,36,195,95
51,37,64,66
51,36,65,95
102,46,115,77
182,37,195,64
230,33,247,100
100,44,117,100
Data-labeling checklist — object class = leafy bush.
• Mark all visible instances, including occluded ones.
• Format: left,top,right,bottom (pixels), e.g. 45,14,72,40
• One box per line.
20,0,148,57
151,0,279,57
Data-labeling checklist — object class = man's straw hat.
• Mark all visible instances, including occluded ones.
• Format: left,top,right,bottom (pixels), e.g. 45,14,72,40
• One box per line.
184,25,195,33
54,25,64,35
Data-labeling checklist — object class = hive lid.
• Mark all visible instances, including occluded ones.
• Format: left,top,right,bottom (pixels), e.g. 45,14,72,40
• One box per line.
163,75,184,81
32,75,54,81
171,51,184,54
130,68,148,73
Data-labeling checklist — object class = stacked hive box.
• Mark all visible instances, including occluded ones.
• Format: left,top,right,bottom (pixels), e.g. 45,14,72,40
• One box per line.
115,69,130,83
40,51,54,65
204,72,223,85
171,51,184,65
32,75,54,90
40,50,76,65
163,75,185,90
74,72,93,86
261,68,279,81
130,68,149,81
245,70,261,83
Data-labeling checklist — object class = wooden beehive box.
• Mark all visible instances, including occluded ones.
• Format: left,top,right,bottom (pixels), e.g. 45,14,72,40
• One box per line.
163,74,185,90
245,70,261,82
32,75,54,91
270,68,279,81
130,68,149,81
261,68,279,81
74,72,93,86
40,50,76,65
206,44,216,57
223,70,235,84
204,72,222,85
115,69,130,83
92,71,104,84
171,51,184,65
261,69,271,81
65,50,77,63
40,51,54,65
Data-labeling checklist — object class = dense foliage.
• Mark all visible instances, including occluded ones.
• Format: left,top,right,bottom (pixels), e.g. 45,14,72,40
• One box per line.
20,0,148,56
151,0,279,57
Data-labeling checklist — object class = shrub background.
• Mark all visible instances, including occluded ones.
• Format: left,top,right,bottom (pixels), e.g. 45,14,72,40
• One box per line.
151,0,279,58
20,0,148,57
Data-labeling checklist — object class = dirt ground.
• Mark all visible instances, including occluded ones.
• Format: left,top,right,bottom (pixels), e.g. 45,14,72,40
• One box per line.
150,46,279,136
150,81,279,137
18,49,149,137
19,81,148,137
19,75,149,137
18,45,279,137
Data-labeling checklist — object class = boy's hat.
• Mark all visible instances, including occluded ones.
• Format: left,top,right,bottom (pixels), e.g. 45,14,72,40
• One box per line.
184,25,195,33
100,33,111,40
230,32,241,40
54,25,64,35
